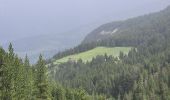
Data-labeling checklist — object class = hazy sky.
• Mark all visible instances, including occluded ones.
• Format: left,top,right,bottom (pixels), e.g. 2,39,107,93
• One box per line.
1,0,170,44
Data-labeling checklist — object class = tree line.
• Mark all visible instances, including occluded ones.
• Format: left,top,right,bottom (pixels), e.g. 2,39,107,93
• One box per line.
49,37,170,99
0,43,106,100
48,8,170,99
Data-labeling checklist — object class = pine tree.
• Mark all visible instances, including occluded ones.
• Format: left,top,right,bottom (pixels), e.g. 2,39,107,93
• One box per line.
0,48,6,99
24,55,34,99
35,54,51,100
13,56,27,99
133,75,147,100
8,43,14,59
160,81,170,100
0,44,16,100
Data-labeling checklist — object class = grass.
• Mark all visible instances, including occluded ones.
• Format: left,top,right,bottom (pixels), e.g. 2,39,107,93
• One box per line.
54,47,132,64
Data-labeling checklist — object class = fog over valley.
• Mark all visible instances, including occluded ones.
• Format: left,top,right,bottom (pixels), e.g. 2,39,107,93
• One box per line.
1,0,170,63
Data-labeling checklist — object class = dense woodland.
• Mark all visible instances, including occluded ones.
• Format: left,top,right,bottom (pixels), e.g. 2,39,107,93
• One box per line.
48,30,170,99
1,5,170,100
50,41,170,99
48,6,170,100
0,44,106,100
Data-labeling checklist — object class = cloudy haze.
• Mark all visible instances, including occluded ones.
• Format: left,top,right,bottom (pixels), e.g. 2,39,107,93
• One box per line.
1,0,170,44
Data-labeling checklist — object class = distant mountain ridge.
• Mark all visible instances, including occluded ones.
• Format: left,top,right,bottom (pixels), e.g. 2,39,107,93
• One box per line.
1,27,94,63
82,5,170,44
50,5,170,61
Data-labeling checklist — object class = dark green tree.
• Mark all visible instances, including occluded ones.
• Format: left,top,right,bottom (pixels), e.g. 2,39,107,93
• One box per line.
35,54,51,100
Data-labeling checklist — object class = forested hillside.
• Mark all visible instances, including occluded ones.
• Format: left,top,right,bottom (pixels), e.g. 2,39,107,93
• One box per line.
50,5,170,61
82,5,170,44
47,5,170,100
1,4,170,100
1,0,170,100
0,44,107,100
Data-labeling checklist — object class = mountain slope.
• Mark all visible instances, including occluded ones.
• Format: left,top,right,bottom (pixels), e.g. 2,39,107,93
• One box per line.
46,6,170,99
82,5,170,44
50,5,170,62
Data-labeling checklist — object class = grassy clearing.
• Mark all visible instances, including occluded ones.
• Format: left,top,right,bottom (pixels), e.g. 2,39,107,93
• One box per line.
54,47,132,64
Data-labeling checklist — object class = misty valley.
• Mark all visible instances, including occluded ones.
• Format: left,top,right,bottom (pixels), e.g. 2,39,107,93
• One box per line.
1,1,170,100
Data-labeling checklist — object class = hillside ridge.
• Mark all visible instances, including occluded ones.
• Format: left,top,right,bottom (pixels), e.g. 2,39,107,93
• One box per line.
82,5,170,44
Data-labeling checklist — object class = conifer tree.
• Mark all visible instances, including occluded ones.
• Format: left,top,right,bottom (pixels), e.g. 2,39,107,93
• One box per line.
0,44,16,99
24,55,34,99
13,56,27,99
160,81,170,100
35,54,51,100
133,75,146,100
0,48,7,99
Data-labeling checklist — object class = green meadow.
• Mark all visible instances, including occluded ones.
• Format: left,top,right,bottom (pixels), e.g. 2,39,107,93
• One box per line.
54,47,132,64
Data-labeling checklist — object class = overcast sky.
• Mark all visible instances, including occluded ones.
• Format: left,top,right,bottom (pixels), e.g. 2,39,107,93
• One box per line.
1,0,170,44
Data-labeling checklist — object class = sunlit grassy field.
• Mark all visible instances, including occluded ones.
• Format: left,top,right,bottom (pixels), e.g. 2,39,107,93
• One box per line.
54,47,132,64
